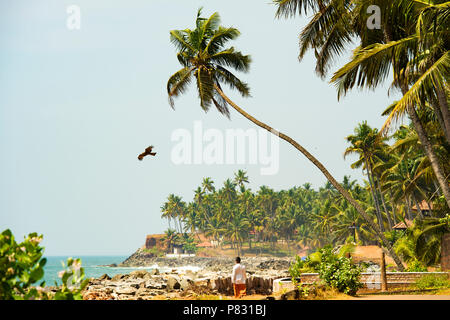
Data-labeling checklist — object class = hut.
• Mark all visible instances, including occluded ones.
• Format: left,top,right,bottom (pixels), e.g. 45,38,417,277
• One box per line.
392,219,413,230
412,200,433,216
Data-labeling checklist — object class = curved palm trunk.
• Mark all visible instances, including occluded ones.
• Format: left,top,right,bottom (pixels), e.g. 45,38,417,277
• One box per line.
435,86,450,143
406,105,450,208
431,99,449,143
385,20,450,208
214,84,405,271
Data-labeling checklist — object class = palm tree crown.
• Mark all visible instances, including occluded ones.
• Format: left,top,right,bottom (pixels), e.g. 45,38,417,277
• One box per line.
167,8,251,118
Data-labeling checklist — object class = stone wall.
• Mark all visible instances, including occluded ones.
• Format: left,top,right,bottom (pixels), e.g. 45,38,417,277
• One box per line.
144,234,166,250
212,275,276,295
273,272,450,292
442,233,450,271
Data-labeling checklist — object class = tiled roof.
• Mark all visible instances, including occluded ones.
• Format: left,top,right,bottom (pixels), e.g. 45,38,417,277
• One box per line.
392,219,413,230
412,200,433,211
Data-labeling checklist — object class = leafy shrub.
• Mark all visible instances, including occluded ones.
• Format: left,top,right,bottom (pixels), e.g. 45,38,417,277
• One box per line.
0,229,46,299
289,246,363,296
317,246,363,295
143,247,165,257
53,258,89,300
406,259,428,272
289,255,319,279
414,274,450,290
0,229,88,300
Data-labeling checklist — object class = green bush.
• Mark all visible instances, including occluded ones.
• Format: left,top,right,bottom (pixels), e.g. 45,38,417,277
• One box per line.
414,274,450,290
143,247,165,257
53,258,89,300
289,254,320,279
289,246,363,296
0,229,88,300
406,259,428,272
0,229,46,299
317,246,363,296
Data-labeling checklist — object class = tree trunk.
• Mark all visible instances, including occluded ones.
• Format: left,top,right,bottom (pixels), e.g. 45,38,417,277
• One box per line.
405,197,412,220
425,199,433,217
436,86,450,143
376,176,393,229
433,180,442,197
214,84,405,271
389,189,397,225
366,163,385,232
406,105,450,208
390,28,450,208
413,195,424,219
431,98,449,144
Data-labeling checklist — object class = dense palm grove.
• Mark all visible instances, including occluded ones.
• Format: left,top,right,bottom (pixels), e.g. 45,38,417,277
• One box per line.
162,0,449,270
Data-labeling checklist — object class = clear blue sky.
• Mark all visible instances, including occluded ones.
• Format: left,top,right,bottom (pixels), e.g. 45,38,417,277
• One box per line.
0,0,400,256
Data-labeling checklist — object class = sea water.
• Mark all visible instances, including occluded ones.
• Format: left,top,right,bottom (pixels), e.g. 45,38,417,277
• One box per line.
42,256,154,286
42,256,202,287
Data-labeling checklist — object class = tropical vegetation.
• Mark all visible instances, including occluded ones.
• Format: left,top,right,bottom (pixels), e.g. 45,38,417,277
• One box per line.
165,7,415,270
0,229,89,300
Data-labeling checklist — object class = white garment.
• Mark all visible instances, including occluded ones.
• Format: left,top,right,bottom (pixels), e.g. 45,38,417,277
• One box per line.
232,263,246,284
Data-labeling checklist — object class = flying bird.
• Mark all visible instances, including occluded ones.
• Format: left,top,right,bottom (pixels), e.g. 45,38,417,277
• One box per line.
138,145,157,161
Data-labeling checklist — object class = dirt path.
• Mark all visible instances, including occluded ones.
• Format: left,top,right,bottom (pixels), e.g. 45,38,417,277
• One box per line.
350,295,450,300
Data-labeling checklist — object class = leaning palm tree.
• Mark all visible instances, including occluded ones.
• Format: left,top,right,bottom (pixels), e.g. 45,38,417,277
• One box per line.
166,8,405,270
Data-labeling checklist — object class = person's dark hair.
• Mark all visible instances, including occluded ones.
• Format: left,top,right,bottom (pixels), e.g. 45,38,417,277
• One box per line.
235,257,241,263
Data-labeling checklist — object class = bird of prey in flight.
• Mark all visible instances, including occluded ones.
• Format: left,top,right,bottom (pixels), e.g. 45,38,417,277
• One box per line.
138,146,157,161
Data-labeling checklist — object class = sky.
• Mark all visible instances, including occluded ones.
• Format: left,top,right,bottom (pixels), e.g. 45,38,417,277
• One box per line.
0,0,401,256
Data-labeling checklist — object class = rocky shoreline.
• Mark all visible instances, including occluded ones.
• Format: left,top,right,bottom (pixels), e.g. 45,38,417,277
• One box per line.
82,250,294,300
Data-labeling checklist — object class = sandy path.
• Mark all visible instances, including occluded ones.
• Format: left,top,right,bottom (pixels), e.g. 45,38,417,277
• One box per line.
350,295,450,300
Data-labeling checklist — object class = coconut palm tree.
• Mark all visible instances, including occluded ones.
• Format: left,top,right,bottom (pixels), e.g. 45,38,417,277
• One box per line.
166,8,405,270
162,228,180,253
274,0,450,209
233,169,250,192
202,177,216,193
162,194,187,234
413,215,449,265
329,1,450,207
344,121,388,231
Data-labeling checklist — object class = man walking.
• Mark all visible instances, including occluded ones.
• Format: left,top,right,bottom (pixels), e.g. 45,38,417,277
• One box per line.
231,257,246,298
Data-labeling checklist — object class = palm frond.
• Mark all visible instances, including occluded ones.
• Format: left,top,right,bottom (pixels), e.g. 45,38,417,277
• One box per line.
206,27,241,55
167,67,194,108
212,82,231,118
196,67,215,112
209,48,251,72
331,35,420,99
381,51,450,135
170,30,195,53
274,0,322,18
215,66,250,97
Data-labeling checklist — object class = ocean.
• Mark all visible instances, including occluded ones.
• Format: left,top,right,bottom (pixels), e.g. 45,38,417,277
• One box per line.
42,256,158,286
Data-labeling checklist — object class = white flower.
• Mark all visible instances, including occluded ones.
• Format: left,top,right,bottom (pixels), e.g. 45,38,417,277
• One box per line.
58,271,65,278
72,260,81,271
30,237,42,245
